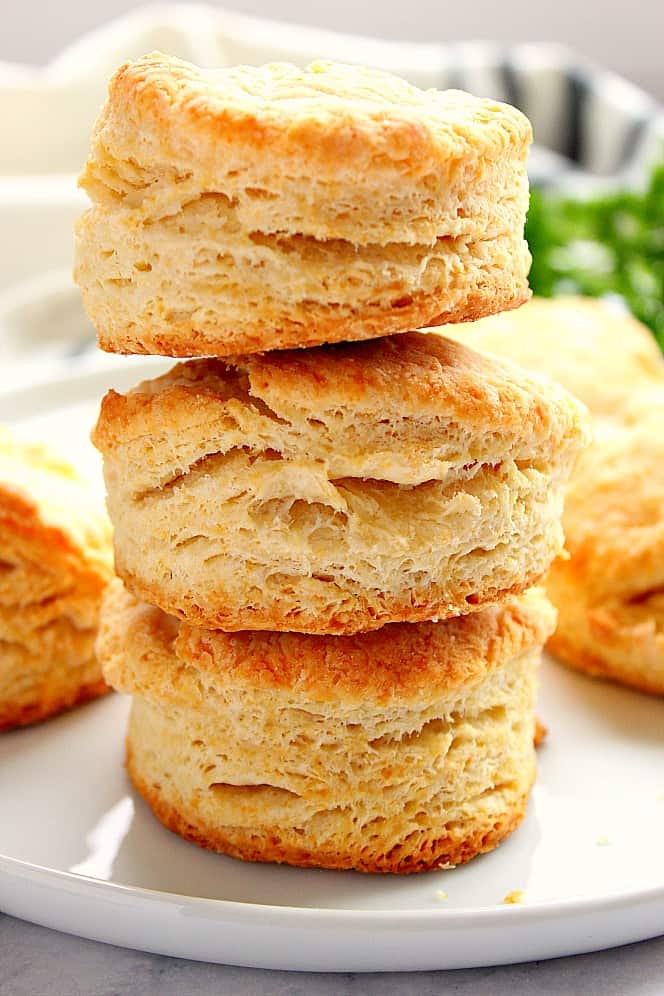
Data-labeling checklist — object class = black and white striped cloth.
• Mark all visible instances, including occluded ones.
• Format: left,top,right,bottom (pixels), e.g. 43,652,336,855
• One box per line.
422,43,663,189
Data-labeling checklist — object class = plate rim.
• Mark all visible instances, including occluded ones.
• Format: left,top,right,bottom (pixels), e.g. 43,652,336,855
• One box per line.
2,847,664,927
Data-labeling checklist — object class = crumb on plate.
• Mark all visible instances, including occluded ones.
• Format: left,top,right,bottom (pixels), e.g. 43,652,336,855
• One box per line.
534,718,548,748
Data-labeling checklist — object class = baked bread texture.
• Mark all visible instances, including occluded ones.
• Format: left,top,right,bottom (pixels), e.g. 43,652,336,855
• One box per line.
0,430,114,730
93,332,588,634
448,296,664,693
447,296,664,419
99,581,555,873
547,412,664,695
75,53,532,357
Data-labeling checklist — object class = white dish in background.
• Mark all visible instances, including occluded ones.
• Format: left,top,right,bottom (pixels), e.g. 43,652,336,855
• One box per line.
0,365,663,971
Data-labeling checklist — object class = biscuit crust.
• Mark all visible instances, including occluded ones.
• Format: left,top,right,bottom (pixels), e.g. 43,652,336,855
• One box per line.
100,581,556,706
100,583,554,873
126,750,532,874
0,431,113,730
546,414,664,695
76,54,532,355
93,335,587,634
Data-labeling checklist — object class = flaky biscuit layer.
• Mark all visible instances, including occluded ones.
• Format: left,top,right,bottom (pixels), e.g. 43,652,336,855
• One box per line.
0,430,113,730
76,209,530,357
101,583,553,873
111,458,563,634
76,54,532,355
93,335,587,634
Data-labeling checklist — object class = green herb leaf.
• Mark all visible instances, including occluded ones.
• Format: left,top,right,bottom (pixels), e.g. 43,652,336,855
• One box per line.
526,161,664,351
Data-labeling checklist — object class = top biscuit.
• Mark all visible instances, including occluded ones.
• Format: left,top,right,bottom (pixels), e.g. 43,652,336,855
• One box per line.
75,54,532,357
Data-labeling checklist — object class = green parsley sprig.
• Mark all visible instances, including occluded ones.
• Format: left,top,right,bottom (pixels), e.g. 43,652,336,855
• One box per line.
526,161,664,350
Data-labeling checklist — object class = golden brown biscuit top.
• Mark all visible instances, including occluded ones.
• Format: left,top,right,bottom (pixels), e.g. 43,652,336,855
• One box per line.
101,582,555,707
0,428,113,577
98,331,587,438
448,296,664,418
238,332,551,418
562,409,664,603
87,53,531,182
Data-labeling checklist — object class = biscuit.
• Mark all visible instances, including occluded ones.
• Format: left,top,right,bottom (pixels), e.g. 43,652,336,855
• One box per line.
0,430,114,730
92,333,587,634
99,581,556,873
75,54,532,356
447,296,664,418
447,297,664,692
546,413,664,695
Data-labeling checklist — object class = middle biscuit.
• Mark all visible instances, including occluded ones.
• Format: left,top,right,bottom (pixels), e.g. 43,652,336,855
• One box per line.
93,332,587,634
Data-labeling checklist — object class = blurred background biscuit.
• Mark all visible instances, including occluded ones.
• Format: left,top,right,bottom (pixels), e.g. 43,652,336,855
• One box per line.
547,411,664,695
75,54,532,356
99,581,556,873
0,430,113,730
448,298,664,694
93,332,587,634
448,296,664,419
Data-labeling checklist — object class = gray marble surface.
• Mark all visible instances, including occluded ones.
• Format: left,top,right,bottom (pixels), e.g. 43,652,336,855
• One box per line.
1,915,663,995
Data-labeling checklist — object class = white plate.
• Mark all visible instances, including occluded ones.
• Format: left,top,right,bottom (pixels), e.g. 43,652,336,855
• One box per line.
1,365,663,972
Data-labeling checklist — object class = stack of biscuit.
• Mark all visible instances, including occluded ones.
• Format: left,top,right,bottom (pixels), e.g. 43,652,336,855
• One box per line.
78,54,587,873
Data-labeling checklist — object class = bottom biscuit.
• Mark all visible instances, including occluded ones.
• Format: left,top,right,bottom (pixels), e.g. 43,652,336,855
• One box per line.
101,582,554,874
127,738,531,874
